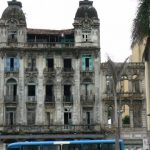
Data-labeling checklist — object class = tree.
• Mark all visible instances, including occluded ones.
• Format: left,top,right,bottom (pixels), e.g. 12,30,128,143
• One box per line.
107,56,129,150
131,0,150,47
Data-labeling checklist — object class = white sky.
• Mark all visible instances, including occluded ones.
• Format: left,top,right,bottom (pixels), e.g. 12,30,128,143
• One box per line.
0,0,138,62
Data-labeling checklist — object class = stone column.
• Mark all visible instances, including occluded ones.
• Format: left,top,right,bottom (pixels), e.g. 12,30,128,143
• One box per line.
54,55,63,124
17,53,26,124
130,108,134,128
0,53,4,125
73,57,81,125
94,53,101,124
36,55,45,124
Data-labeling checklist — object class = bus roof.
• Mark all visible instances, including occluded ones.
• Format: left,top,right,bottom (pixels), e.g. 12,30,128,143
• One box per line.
8,139,124,147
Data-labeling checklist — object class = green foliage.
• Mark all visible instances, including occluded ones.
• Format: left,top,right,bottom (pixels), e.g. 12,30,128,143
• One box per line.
122,115,130,124
131,0,150,47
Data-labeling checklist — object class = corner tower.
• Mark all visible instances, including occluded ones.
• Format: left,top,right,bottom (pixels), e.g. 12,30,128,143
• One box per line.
73,0,100,48
0,0,27,46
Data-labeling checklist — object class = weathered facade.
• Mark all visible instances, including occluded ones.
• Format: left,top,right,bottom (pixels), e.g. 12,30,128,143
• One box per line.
0,0,148,149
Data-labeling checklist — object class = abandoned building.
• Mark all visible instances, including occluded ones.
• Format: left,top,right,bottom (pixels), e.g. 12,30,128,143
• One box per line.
0,0,148,149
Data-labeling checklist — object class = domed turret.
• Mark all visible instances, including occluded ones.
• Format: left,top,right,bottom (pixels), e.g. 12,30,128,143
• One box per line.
1,0,26,24
75,0,98,19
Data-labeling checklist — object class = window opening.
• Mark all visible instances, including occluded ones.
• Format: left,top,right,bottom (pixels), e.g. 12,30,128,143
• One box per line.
45,85,53,101
28,85,35,96
64,112,72,125
47,58,54,69
27,109,35,125
10,58,14,70
64,59,72,71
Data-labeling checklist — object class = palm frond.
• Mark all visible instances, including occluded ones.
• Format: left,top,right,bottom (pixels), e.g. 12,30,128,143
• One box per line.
131,0,150,47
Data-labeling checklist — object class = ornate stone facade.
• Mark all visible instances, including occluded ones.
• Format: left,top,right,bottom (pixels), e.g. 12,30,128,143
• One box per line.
0,0,147,149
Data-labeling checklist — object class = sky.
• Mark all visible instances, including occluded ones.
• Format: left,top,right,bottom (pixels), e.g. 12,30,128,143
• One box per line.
0,0,138,62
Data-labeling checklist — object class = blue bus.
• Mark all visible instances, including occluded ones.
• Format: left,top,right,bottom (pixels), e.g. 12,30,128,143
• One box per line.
7,139,124,150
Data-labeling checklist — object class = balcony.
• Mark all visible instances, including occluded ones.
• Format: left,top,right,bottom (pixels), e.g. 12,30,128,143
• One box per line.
25,67,38,73
26,41,74,48
43,67,56,77
4,68,19,77
26,96,37,107
80,68,94,77
80,95,95,106
103,92,144,101
4,95,18,106
45,96,55,108
0,124,102,134
62,68,74,77
63,95,73,106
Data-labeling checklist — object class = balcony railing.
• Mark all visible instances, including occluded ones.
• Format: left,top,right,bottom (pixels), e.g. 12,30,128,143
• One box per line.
45,96,55,107
80,95,95,106
63,95,73,102
4,68,19,72
0,124,103,134
4,95,18,103
103,92,144,100
25,67,38,72
26,96,37,104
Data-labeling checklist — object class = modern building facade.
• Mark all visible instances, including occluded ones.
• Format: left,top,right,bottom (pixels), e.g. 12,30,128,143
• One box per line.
0,0,148,149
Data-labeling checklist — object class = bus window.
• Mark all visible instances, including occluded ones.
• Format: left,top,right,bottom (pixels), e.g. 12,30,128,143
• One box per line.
22,145,40,150
62,144,81,150
43,145,61,150
8,148,20,150
83,144,100,150
102,144,115,150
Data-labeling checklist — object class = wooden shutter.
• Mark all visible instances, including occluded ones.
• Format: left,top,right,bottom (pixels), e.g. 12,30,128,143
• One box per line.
89,56,93,71
81,56,86,71
5,58,10,71
14,57,19,71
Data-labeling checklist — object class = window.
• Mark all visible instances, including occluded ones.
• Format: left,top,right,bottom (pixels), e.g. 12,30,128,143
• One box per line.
81,55,93,71
64,112,72,125
8,31,17,42
28,56,36,70
6,108,16,125
45,85,54,101
64,58,72,71
46,58,54,69
5,57,19,71
64,85,72,102
27,109,35,125
82,32,91,42
6,78,17,101
106,76,113,93
28,85,35,96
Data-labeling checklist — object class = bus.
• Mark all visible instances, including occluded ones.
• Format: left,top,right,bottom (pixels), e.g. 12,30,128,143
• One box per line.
7,139,124,150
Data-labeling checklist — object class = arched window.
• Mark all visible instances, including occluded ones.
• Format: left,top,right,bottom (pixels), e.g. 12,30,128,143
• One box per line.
6,78,17,101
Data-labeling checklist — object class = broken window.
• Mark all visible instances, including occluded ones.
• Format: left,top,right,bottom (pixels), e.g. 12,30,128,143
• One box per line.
122,105,130,126
106,76,113,94
64,58,72,71
28,85,35,96
132,80,140,93
6,108,16,125
107,106,113,126
27,108,35,125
